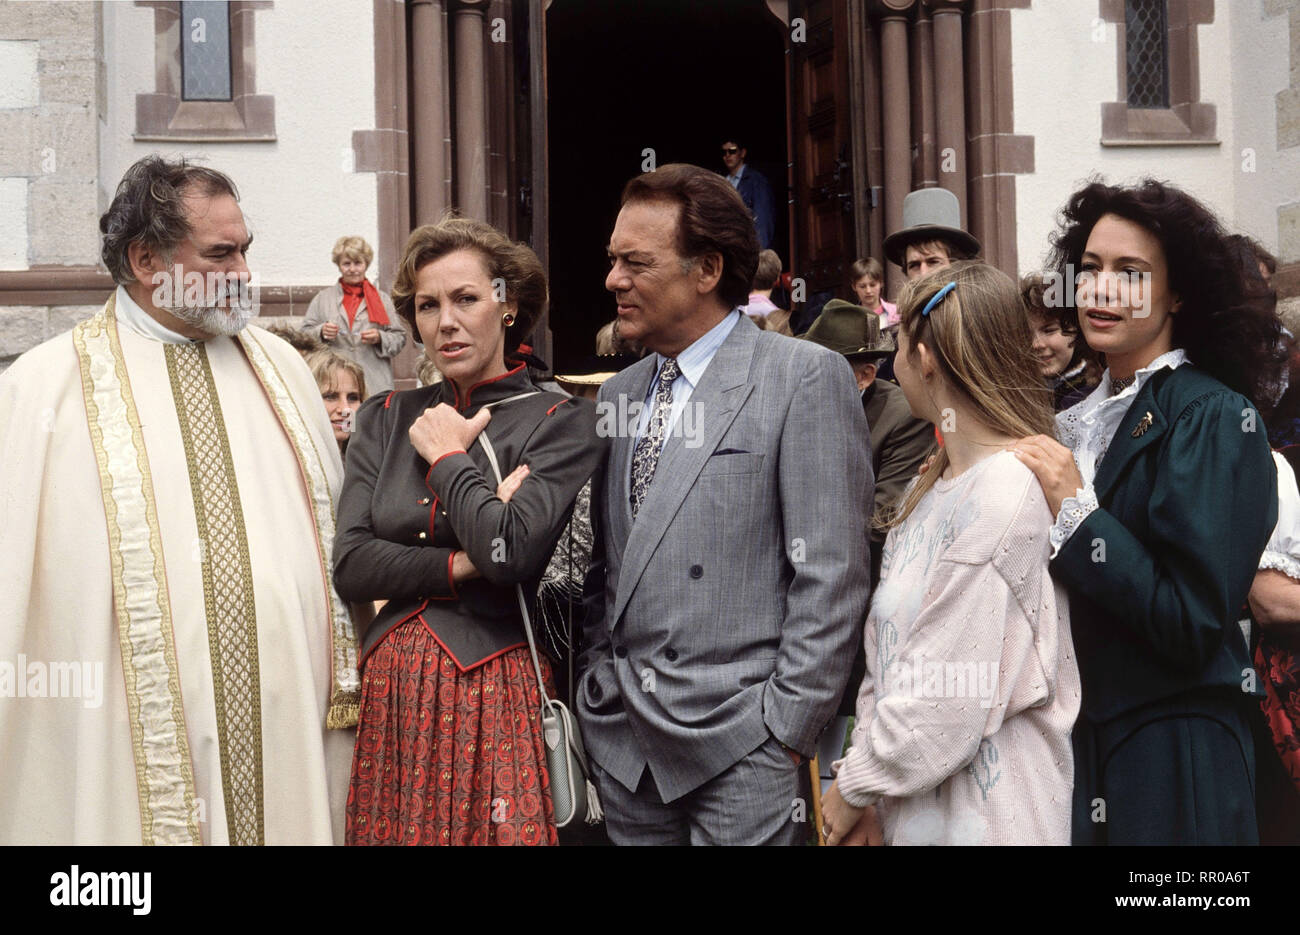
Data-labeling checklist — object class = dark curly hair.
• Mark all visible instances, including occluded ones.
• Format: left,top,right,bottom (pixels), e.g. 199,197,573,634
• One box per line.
1049,178,1284,406
1225,232,1277,280
99,155,239,286
621,163,759,310
1223,233,1293,424
391,213,546,355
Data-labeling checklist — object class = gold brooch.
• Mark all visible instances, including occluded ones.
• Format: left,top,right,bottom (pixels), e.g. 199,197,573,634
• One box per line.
1131,411,1154,437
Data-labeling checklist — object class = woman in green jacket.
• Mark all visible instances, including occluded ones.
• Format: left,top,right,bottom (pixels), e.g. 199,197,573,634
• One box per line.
1012,179,1285,844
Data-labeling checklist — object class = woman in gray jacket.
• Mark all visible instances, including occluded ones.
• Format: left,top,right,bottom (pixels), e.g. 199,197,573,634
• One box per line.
304,235,407,396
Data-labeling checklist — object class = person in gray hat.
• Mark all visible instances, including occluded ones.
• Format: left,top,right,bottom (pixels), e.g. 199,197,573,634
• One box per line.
883,188,981,280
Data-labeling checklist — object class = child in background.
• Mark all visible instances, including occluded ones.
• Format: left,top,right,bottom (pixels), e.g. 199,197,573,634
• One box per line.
742,249,784,322
851,257,899,331
308,349,366,456
1020,272,1099,412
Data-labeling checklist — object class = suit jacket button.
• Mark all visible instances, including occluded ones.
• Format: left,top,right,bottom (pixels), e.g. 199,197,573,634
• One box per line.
689,564,703,579
419,497,431,505
615,646,628,658
665,648,678,662
417,531,427,540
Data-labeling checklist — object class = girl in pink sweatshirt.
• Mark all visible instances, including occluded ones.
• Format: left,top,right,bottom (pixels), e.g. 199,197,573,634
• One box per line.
823,262,1081,845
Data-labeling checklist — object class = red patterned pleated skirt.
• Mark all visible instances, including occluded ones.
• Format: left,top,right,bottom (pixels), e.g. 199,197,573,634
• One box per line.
346,618,557,845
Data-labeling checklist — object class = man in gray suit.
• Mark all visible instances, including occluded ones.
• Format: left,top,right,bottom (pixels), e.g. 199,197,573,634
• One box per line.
577,163,873,845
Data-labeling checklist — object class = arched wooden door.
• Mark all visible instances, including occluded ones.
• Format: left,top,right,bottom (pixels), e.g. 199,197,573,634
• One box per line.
788,0,859,327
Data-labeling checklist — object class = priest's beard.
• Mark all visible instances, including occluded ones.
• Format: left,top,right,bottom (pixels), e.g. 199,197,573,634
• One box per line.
169,301,255,337
152,265,256,337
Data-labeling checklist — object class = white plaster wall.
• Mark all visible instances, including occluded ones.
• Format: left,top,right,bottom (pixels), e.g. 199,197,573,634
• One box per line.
1010,0,1239,274
1228,0,1300,261
99,0,378,286
0,177,28,269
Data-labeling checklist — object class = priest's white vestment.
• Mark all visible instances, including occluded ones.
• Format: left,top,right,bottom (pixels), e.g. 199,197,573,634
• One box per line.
0,288,358,844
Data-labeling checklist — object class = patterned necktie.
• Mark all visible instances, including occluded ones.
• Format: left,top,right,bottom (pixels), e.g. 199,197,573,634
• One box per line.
629,357,680,518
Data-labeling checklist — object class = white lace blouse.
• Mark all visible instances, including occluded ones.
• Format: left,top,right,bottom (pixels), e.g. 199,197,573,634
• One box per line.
1049,349,1189,558
1260,452,1300,582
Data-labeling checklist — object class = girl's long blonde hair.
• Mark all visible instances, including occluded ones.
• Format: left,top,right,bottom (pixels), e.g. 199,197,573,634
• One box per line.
307,349,367,401
886,261,1055,527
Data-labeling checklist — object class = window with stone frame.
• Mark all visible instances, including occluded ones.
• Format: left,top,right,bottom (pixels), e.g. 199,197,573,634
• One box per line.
134,0,275,141
1099,0,1216,145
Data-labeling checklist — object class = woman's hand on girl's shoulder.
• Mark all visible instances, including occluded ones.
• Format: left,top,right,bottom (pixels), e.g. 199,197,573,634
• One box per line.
1009,434,1083,516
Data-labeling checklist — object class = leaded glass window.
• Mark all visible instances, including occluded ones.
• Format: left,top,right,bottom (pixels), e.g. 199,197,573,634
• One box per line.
1125,0,1169,109
181,1,232,102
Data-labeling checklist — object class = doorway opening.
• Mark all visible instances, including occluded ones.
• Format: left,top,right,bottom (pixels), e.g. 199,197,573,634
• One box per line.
545,0,788,371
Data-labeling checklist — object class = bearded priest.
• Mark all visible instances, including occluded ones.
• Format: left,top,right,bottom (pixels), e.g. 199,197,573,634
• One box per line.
0,156,359,845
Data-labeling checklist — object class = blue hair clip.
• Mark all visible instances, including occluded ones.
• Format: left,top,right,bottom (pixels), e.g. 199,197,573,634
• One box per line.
920,281,957,317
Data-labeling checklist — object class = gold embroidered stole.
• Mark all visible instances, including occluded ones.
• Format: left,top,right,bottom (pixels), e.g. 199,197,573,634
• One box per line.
74,296,360,846
164,342,266,845
73,297,202,845
234,328,360,729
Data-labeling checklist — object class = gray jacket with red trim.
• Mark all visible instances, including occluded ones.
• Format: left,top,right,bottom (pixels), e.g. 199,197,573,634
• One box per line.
333,362,607,670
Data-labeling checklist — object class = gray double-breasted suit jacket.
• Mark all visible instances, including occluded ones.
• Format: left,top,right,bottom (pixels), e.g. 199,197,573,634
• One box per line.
576,313,874,802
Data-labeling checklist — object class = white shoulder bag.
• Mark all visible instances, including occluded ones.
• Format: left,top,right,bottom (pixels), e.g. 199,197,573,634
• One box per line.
474,397,603,828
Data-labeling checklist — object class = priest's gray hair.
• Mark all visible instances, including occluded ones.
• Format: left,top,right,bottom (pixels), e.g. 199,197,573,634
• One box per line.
99,155,240,286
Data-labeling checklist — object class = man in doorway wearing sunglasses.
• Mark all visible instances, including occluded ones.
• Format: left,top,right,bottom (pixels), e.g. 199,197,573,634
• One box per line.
721,139,776,250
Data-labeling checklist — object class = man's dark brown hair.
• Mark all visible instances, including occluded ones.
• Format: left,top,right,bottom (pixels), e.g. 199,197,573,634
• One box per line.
621,163,759,310
100,155,240,286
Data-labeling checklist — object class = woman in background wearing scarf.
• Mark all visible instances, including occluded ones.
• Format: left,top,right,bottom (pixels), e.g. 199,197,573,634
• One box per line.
305,235,408,397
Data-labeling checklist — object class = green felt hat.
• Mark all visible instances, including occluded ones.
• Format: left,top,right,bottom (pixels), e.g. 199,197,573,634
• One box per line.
798,299,895,359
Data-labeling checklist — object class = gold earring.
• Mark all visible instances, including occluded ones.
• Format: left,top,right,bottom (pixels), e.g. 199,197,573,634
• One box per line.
502,312,516,326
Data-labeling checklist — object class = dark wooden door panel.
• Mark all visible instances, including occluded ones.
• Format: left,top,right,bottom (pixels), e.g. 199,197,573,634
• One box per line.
790,0,855,301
